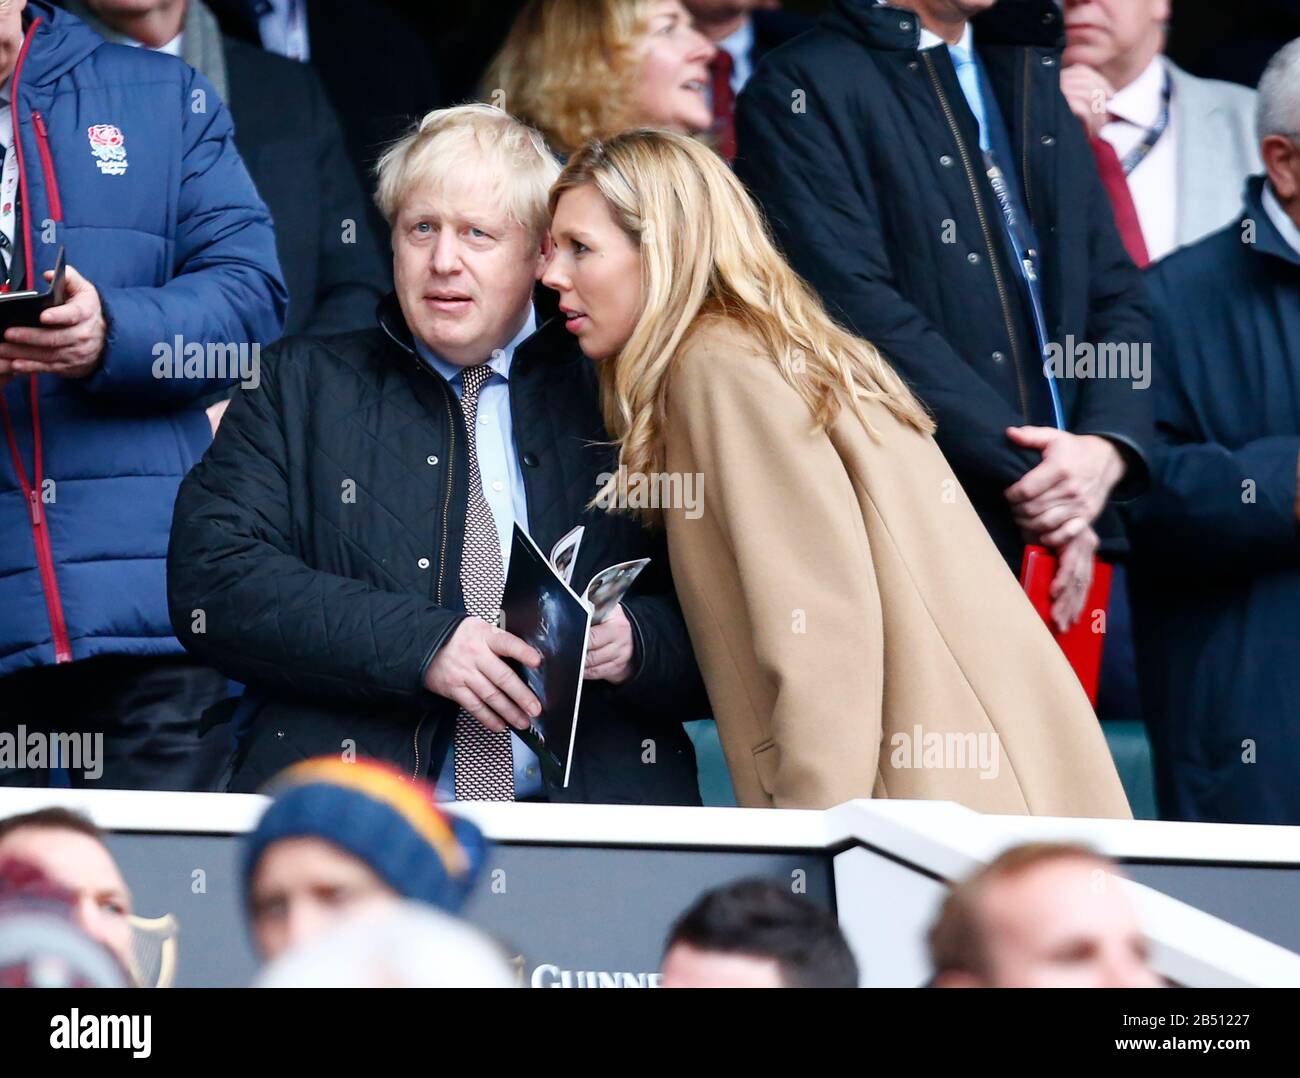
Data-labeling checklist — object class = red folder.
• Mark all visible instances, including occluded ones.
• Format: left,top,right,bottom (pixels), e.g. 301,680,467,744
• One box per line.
1018,545,1112,707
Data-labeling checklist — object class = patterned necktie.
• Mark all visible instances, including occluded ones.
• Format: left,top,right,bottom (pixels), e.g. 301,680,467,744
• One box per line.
0,140,10,278
453,363,516,801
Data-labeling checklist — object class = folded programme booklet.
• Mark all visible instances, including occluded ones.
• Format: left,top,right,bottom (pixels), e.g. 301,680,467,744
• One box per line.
499,524,649,787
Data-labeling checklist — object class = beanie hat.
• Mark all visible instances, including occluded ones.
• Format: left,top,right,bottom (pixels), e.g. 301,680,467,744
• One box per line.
243,757,486,913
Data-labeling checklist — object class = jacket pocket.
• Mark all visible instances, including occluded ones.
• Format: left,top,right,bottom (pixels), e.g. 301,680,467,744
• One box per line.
751,737,779,796
32,112,62,222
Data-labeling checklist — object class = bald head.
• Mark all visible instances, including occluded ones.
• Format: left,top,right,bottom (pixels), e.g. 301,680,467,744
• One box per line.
930,844,1164,989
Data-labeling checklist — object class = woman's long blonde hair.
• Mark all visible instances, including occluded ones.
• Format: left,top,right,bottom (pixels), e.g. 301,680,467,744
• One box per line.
482,0,652,156
548,129,935,520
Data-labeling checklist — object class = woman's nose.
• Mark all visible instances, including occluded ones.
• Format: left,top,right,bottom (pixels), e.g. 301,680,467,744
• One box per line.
541,258,567,291
690,31,717,65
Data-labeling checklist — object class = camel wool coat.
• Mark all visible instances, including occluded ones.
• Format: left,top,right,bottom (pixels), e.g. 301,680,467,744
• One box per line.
661,318,1131,817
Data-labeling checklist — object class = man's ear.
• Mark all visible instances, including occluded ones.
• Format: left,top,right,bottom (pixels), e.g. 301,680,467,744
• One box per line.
1261,135,1299,202
534,232,555,280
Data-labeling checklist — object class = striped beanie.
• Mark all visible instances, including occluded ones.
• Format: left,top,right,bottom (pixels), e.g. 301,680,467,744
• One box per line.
243,757,486,913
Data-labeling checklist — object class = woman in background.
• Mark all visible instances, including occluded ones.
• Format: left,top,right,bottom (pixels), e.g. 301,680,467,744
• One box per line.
483,0,715,157
542,129,1131,818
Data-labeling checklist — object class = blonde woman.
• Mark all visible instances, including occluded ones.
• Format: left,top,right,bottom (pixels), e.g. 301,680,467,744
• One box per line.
483,0,714,157
542,129,1132,818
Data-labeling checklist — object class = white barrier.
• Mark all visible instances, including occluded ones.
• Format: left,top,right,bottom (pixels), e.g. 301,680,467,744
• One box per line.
0,789,1296,987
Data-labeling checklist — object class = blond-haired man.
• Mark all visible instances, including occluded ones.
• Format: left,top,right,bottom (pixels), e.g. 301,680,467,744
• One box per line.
167,105,707,804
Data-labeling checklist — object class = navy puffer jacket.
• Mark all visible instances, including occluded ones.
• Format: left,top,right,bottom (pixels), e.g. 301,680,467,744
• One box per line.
0,2,286,676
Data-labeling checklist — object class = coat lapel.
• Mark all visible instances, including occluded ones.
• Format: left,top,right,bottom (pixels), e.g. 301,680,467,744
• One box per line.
1172,63,1218,248
1169,62,1261,248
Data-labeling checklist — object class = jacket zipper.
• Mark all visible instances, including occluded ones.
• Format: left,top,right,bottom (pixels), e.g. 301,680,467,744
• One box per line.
32,112,62,221
1,388,71,662
411,373,458,779
0,17,71,664
1020,51,1036,226
923,51,1032,420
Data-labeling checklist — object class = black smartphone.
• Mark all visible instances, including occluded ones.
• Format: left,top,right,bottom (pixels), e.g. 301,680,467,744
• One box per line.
0,246,67,332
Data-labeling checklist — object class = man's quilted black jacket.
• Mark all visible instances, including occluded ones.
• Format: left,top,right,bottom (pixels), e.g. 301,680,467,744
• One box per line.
167,295,708,804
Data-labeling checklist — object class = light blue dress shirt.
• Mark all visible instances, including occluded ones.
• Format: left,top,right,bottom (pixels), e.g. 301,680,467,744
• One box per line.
921,23,990,152
413,310,545,800
716,16,755,97
256,0,310,62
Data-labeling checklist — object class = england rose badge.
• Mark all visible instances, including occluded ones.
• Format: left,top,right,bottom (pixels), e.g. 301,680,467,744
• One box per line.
87,124,127,176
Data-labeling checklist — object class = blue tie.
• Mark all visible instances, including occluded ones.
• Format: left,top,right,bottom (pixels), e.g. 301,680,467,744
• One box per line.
949,44,991,153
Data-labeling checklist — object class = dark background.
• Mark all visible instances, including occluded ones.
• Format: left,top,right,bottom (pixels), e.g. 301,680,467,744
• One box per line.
397,0,1300,107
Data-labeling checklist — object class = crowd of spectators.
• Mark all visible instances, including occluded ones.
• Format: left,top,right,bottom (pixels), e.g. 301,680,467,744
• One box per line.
0,0,1295,987
0,765,1167,988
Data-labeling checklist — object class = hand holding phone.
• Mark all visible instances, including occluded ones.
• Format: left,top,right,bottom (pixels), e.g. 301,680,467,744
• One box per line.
0,249,107,381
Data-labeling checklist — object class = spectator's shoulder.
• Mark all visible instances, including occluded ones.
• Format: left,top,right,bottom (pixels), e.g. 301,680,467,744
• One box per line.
221,34,338,142
672,316,774,394
747,19,846,81
752,8,815,53
266,327,379,366
743,20,876,110
222,34,324,111
76,37,192,89
73,41,230,135
1212,75,1258,113
1145,220,1246,307
1169,62,1257,123
266,328,388,377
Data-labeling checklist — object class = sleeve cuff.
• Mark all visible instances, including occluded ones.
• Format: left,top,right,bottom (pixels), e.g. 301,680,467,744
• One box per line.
1083,430,1150,502
620,601,648,684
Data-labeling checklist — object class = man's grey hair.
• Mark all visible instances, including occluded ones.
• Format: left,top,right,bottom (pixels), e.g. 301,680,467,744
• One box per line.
1257,38,1300,143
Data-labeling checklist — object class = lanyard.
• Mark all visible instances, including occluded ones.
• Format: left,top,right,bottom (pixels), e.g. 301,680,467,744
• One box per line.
0,102,18,285
1119,74,1172,177
984,152,1065,430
